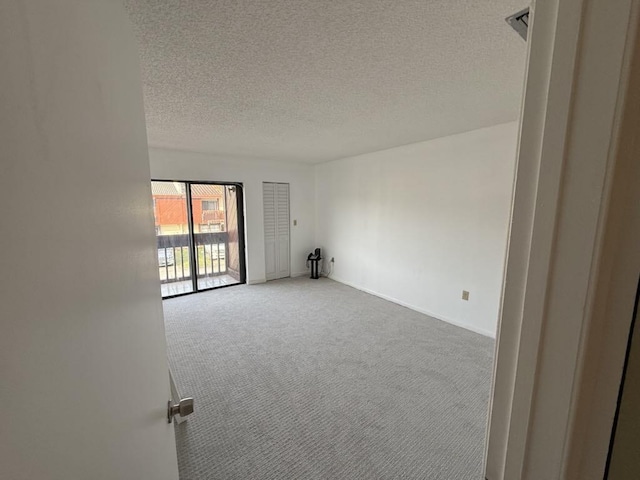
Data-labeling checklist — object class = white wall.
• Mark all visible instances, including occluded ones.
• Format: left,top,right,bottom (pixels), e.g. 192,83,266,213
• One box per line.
315,122,518,337
149,148,316,283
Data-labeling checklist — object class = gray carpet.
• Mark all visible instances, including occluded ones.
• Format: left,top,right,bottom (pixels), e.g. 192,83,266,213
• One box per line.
162,277,494,480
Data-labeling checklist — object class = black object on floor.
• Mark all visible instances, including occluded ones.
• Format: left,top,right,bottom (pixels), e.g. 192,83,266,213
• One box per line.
307,248,322,279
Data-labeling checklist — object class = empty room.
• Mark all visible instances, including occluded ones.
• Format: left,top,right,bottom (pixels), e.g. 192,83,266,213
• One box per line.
6,1,639,480
124,0,526,478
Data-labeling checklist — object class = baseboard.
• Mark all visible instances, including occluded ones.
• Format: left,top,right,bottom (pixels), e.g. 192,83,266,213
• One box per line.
251,273,308,283
329,275,496,339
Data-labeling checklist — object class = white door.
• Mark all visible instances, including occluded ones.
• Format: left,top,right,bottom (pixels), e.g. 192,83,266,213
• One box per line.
276,183,291,278
263,182,278,280
263,182,291,280
0,2,179,480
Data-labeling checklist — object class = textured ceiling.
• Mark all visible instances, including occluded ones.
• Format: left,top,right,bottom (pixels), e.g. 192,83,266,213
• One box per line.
124,0,527,163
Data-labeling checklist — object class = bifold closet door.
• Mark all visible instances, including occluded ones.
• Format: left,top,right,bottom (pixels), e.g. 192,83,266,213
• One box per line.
263,182,290,281
275,183,291,278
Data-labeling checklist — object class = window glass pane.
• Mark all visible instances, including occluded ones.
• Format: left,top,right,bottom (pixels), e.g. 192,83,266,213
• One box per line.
151,181,193,297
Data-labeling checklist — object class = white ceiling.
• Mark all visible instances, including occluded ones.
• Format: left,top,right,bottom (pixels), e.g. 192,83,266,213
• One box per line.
124,1,527,163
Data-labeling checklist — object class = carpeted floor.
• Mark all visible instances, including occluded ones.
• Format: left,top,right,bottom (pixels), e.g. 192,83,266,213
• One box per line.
162,277,495,479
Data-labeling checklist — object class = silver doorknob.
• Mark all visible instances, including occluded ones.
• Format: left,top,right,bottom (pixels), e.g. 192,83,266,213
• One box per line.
168,397,194,423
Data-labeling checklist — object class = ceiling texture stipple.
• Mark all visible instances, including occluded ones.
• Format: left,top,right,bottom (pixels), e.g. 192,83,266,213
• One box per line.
124,0,527,163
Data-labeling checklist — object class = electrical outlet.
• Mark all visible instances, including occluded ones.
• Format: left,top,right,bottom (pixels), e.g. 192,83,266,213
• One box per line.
330,257,335,262
462,290,470,301
293,219,297,226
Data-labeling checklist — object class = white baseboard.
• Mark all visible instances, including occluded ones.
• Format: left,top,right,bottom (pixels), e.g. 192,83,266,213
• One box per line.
251,273,308,284
329,275,496,339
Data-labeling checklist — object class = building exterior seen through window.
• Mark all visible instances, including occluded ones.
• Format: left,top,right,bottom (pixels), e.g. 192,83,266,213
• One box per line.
152,182,225,235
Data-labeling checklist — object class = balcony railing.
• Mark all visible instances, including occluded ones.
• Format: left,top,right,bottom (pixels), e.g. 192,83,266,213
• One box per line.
201,209,225,223
157,232,228,284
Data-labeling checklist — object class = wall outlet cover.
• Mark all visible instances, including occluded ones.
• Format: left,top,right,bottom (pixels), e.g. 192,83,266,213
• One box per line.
462,290,470,301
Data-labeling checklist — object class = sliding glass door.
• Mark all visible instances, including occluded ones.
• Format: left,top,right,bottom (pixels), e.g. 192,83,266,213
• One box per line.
152,181,245,298
190,183,244,290
152,181,193,297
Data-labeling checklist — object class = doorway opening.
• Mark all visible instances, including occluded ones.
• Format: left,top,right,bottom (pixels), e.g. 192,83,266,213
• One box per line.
151,180,246,298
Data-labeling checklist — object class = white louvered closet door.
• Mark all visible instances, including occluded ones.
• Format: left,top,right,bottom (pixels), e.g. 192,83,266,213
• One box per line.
263,182,290,280
275,183,291,278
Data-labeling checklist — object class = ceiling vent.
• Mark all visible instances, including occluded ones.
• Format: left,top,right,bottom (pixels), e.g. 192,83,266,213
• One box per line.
506,7,529,41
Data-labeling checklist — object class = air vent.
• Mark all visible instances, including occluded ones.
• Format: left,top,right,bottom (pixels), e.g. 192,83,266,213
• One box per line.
506,7,529,41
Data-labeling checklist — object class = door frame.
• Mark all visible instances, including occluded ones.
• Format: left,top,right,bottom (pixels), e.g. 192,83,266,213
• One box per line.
151,179,247,298
486,0,640,478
